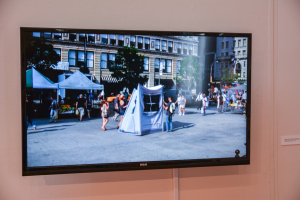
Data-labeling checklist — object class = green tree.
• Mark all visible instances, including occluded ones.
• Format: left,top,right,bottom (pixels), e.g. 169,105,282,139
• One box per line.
25,39,60,74
178,56,202,91
109,46,148,93
221,67,240,82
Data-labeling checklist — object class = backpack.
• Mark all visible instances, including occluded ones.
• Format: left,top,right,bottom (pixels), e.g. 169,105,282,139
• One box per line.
169,103,176,115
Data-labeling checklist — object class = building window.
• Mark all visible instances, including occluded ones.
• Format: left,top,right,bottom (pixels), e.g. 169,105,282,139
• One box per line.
160,59,166,72
69,33,77,41
143,94,160,112
101,53,107,69
226,41,229,48
225,63,228,68
108,54,115,68
79,34,85,42
44,32,52,39
166,59,172,73
243,39,246,46
53,33,61,40
144,57,149,71
155,39,160,51
238,40,241,47
154,58,160,72
87,34,95,43
101,34,108,44
130,36,136,47
155,59,172,73
177,43,182,54
118,35,124,46
243,50,246,56
221,42,224,49
87,52,94,68
138,37,143,49
68,51,76,66
162,40,167,51
188,45,192,55
69,51,94,68
225,52,228,56
110,34,116,45
194,46,197,55
32,32,41,37
77,51,85,67
177,60,181,73
168,41,173,52
145,38,150,49
183,44,187,55
221,52,224,57
233,40,236,47
238,51,241,56
244,61,246,66
233,51,236,55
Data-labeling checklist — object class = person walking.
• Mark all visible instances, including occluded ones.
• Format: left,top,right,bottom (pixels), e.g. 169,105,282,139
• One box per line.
49,96,58,123
117,94,128,129
202,94,207,116
181,95,187,115
112,94,120,120
100,100,109,131
218,93,224,113
26,96,37,130
163,96,173,132
86,94,93,119
175,94,183,115
196,92,203,110
76,94,86,121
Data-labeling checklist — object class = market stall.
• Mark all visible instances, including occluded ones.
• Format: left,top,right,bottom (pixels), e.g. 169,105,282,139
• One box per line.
57,70,104,116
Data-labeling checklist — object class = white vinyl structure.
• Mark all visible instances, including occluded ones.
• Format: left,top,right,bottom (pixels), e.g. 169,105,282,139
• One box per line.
119,84,164,135
58,70,104,90
26,68,58,89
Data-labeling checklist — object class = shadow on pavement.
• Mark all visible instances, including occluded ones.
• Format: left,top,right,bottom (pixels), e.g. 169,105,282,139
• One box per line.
172,121,195,131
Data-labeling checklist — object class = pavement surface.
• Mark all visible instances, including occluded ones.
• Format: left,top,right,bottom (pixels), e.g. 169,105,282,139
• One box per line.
27,105,247,167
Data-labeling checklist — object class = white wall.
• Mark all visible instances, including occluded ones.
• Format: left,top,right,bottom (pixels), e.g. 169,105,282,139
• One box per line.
0,0,299,199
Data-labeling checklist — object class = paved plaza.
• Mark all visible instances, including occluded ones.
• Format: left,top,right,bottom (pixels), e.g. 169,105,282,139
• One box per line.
27,105,247,167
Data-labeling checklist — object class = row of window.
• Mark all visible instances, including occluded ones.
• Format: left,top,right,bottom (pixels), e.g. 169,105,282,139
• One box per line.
220,61,247,68
32,32,197,55
220,50,247,57
62,49,181,73
221,39,247,49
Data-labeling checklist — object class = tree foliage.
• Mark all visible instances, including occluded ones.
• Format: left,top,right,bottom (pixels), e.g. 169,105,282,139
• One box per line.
178,56,202,90
109,46,148,93
25,39,60,73
221,67,246,83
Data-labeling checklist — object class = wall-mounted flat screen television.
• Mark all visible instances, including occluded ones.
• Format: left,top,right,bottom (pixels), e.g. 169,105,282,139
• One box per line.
21,27,251,175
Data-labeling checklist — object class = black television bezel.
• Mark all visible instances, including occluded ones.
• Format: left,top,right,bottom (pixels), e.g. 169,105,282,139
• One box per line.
21,27,251,176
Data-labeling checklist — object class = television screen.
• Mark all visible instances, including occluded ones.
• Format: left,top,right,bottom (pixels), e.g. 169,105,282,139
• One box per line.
21,28,251,175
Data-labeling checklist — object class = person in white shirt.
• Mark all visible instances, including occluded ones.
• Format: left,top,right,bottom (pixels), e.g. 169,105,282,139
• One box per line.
180,95,187,115
196,92,203,110
175,94,182,115
222,92,227,112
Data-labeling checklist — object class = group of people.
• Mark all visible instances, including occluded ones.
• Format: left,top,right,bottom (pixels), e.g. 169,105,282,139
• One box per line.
100,93,128,131
194,89,247,114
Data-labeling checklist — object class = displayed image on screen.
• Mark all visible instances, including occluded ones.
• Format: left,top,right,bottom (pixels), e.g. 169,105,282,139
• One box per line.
21,28,251,175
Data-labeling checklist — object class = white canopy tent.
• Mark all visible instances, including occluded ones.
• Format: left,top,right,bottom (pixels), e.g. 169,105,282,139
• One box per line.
26,68,58,89
58,70,104,90
119,84,164,136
